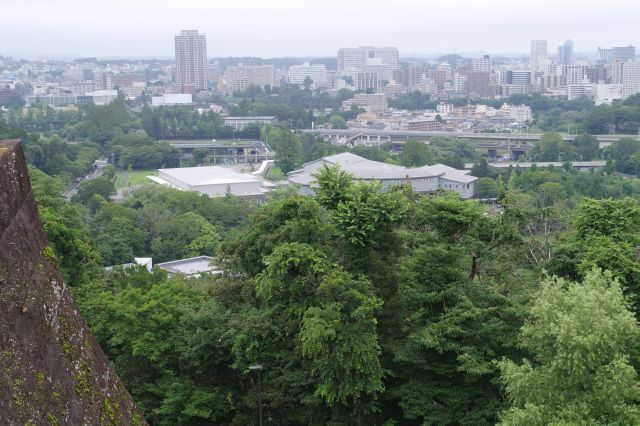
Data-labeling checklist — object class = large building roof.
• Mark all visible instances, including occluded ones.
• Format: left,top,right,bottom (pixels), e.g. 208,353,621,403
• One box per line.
156,256,219,277
288,152,475,185
159,166,259,186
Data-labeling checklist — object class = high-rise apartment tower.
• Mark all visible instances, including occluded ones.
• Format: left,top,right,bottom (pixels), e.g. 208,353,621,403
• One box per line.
175,30,208,91
530,40,548,73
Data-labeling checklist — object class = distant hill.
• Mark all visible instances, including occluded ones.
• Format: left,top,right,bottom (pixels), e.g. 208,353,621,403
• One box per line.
436,54,467,65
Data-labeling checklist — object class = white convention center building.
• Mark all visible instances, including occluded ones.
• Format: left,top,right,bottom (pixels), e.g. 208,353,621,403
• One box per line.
288,153,477,199
150,166,267,197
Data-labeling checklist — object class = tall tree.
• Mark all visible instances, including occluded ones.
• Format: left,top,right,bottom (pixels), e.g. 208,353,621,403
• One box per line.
573,133,599,160
498,269,640,425
398,140,434,167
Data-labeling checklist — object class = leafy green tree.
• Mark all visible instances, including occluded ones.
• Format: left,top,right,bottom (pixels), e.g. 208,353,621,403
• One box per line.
333,180,408,248
303,76,314,91
72,176,116,204
76,270,238,425
235,243,332,424
301,270,384,419
573,133,600,160
265,127,303,173
94,216,146,265
532,132,575,161
87,97,131,144
388,91,437,110
476,177,499,198
192,147,209,164
392,235,524,425
300,134,345,163
29,167,102,286
498,269,640,425
471,158,491,178
350,145,391,162
314,164,354,210
549,197,640,305
328,115,347,129
398,140,433,167
220,196,331,276
606,137,640,173
151,212,220,262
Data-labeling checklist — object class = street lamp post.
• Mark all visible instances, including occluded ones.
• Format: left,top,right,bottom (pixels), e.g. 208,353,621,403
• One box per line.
249,364,263,426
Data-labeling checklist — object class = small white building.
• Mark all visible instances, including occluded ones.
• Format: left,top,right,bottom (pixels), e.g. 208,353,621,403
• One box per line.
150,166,266,197
156,256,219,278
105,256,219,278
288,63,328,87
151,93,193,107
594,84,623,105
85,90,118,105
223,116,278,131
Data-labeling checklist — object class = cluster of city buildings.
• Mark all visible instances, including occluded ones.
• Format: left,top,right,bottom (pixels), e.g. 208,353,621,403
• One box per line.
280,41,640,106
337,100,533,133
2,32,638,111
1,32,639,140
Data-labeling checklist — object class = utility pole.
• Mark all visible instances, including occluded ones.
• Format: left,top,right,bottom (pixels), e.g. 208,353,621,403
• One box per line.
249,365,263,426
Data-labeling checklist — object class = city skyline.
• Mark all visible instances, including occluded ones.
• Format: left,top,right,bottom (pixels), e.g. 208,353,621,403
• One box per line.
2,0,639,59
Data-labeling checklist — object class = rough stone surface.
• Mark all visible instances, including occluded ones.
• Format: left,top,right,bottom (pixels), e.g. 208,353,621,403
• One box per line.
0,140,146,425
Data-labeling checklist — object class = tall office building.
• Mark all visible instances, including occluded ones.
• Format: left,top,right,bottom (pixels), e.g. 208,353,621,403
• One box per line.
224,65,276,94
337,46,399,74
612,45,636,63
562,65,588,85
530,40,548,73
175,30,208,92
599,45,636,64
471,55,492,73
287,63,328,87
621,61,640,98
558,40,574,65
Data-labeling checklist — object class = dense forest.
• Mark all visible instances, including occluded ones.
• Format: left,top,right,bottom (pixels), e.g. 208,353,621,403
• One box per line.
2,99,640,424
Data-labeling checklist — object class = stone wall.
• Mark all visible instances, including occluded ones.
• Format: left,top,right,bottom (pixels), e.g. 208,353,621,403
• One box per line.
0,140,146,425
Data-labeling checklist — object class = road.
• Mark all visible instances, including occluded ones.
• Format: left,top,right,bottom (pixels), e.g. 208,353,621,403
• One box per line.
63,161,107,201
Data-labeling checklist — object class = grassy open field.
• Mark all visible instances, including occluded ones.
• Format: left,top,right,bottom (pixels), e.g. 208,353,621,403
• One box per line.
266,166,286,181
115,169,158,190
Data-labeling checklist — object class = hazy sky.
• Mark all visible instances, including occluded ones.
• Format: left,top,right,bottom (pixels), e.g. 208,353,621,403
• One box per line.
2,0,639,59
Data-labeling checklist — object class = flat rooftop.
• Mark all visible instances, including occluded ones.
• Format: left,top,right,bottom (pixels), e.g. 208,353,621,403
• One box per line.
159,166,260,186
164,139,268,148
223,116,277,120
156,256,220,276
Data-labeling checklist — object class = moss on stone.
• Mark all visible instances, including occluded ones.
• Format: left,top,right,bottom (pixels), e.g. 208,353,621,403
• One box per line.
42,245,57,265
58,315,74,361
75,362,93,399
131,412,144,426
47,413,58,426
101,398,119,426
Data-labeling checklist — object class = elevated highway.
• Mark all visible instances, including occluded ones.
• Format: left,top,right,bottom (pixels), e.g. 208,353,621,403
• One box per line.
301,129,633,148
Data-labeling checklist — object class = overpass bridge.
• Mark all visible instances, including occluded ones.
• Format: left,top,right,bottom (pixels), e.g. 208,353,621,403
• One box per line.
301,129,631,148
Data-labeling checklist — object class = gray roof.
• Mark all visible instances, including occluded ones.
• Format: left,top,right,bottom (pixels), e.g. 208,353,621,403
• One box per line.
288,153,475,185
156,256,219,276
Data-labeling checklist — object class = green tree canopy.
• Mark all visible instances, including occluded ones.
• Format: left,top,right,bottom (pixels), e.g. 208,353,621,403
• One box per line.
498,269,640,426
398,140,434,167
72,176,116,205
